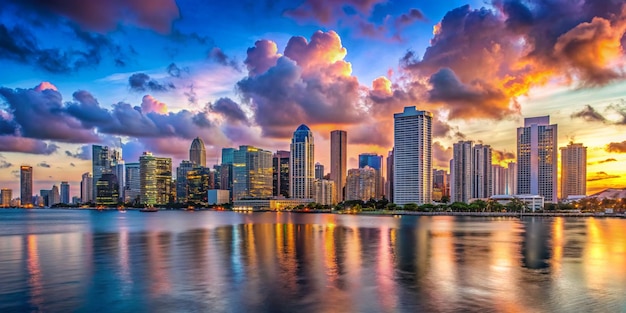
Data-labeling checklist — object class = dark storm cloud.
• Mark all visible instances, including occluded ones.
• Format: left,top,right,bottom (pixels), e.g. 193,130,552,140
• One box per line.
0,136,59,154
128,73,175,92
606,141,626,153
11,0,180,33
210,98,248,124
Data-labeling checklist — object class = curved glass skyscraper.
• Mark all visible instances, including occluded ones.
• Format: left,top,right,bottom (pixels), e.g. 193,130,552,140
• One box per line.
290,124,315,199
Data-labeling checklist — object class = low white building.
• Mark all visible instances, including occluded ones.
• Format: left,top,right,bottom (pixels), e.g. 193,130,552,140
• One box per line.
490,194,545,212
208,189,230,205
233,198,313,211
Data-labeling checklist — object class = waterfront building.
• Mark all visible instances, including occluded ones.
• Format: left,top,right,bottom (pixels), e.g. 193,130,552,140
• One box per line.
517,116,558,202
386,149,394,202
233,146,273,200
330,130,347,202
221,148,235,165
190,137,207,167
1,188,12,207
80,173,93,203
272,151,290,197
20,165,33,207
60,181,70,204
451,141,473,203
139,152,172,205
114,160,125,201
92,145,110,201
315,162,325,180
492,165,506,196
232,198,312,211
176,160,194,203
393,107,432,205
346,167,377,202
505,162,517,195
96,173,119,206
186,167,214,205
359,153,383,199
124,163,140,204
49,185,60,205
314,179,336,205
208,189,230,205
560,142,587,199
291,125,315,199
473,144,493,199
40,190,50,207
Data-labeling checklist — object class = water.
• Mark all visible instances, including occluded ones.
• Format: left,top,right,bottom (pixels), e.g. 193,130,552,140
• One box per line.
0,209,625,313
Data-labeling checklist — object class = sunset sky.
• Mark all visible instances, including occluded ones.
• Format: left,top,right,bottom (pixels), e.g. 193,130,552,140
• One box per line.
1,0,626,197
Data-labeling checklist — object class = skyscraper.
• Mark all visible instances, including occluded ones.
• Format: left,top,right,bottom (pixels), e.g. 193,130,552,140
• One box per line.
433,169,449,201
80,172,93,203
190,137,207,167
20,165,33,207
492,165,506,195
176,160,194,203
315,162,325,180
60,181,70,204
114,160,125,201
139,152,172,205
50,184,60,205
233,146,273,200
517,116,558,202
393,107,432,206
451,141,473,203
125,163,140,204
92,145,112,201
314,179,336,205
291,125,315,199
358,153,383,199
346,167,377,201
330,130,347,202
186,166,214,204
1,188,12,207
386,149,394,202
505,162,517,195
473,144,493,199
560,142,587,199
273,151,290,197
96,173,119,206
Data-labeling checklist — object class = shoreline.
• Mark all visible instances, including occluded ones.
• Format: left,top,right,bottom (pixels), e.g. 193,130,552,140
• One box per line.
1,207,624,218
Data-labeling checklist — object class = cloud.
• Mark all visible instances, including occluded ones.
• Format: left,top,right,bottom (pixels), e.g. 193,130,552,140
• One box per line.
606,141,626,153
493,149,516,163
598,158,617,164
0,136,59,154
238,31,363,138
37,161,51,168
209,98,248,124
70,163,76,167
433,141,452,168
394,8,426,28
0,160,12,168
571,105,608,123
587,171,620,182
209,47,240,71
128,73,175,92
12,0,180,33
284,0,385,25
65,145,91,160
166,63,189,78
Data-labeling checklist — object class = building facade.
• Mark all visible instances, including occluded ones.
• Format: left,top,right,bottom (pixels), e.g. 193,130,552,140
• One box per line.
233,146,273,200
80,172,93,203
346,167,377,202
330,130,347,202
60,181,70,204
314,179,336,205
176,160,194,203
473,144,493,199
359,153,383,199
451,141,473,203
124,163,140,204
386,149,394,202
190,137,207,167
517,116,558,202
187,166,214,205
1,188,12,207
290,125,315,199
96,173,119,206
560,142,587,199
272,150,290,198
315,162,325,180
139,152,172,205
20,165,33,207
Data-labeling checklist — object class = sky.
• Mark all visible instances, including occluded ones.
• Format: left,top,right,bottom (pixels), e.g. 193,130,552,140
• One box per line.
1,0,626,198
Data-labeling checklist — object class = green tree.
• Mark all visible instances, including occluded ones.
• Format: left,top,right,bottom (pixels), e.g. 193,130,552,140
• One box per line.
403,203,419,211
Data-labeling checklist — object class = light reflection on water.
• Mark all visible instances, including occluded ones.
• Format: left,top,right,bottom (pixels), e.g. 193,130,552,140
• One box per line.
0,210,625,312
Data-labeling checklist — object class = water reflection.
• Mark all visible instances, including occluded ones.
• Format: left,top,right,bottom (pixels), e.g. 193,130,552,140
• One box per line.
0,211,625,312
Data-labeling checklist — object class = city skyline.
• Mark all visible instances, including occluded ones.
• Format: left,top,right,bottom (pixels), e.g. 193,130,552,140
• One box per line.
1,1,626,196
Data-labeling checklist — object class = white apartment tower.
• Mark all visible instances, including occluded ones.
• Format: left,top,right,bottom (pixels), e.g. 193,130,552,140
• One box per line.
517,116,558,202
393,106,432,206
290,124,315,199
560,142,587,199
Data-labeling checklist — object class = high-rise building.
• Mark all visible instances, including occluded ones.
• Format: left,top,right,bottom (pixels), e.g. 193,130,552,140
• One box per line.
139,152,172,205
222,148,235,165
315,162,325,180
346,167,377,201
233,146,273,200
473,144,493,199
314,179,336,205
386,149,394,202
517,116,558,202
114,160,125,201
60,181,70,204
451,141,473,203
50,184,60,205
1,188,12,207
125,163,140,204
20,165,33,207
96,173,119,206
187,167,214,204
560,142,587,199
40,190,50,207
80,172,93,203
492,165,506,195
92,145,111,201
273,151,290,198
190,137,207,167
176,160,194,203
330,130,347,202
358,153,383,199
393,107,432,205
433,169,449,201
291,125,315,199
505,162,517,195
